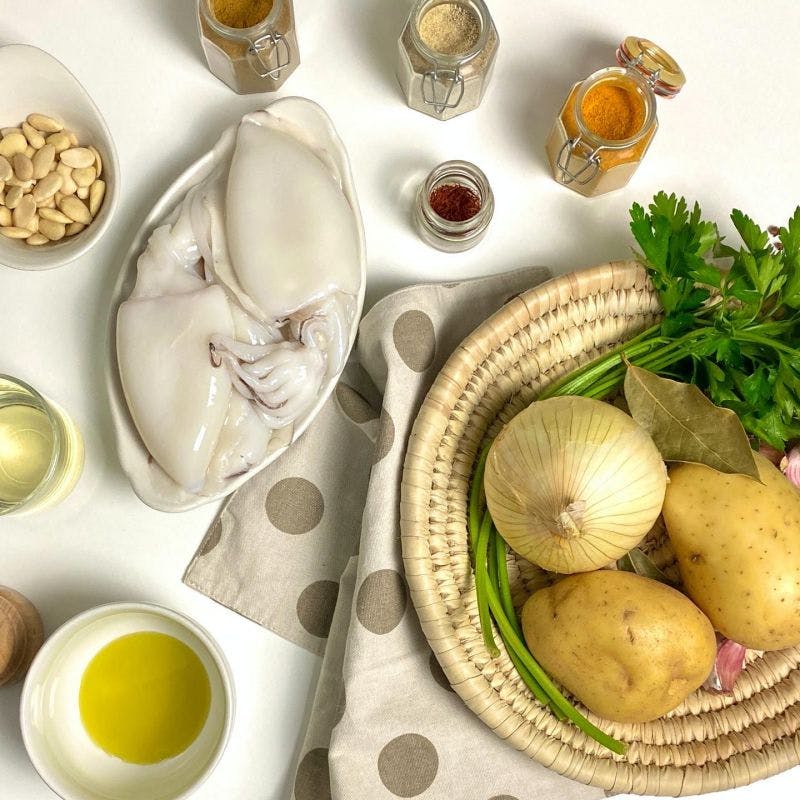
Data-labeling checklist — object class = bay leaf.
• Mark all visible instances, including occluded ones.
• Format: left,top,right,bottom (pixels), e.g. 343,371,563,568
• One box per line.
623,364,760,479
616,548,676,586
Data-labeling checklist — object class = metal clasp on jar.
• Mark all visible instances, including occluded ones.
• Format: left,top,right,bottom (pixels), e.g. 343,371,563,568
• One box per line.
555,135,602,185
421,68,465,115
247,31,291,79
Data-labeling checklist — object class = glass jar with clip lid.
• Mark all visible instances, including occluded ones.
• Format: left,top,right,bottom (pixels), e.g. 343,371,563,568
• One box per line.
197,0,299,94
545,36,685,197
397,0,499,121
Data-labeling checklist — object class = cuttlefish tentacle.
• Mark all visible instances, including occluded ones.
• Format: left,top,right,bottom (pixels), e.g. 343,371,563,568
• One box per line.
209,335,326,428
288,293,354,380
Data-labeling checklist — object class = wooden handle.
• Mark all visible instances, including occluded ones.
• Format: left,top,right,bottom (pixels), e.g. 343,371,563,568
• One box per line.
0,586,44,686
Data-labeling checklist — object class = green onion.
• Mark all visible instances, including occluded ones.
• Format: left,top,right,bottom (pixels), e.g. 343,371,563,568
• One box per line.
474,510,500,659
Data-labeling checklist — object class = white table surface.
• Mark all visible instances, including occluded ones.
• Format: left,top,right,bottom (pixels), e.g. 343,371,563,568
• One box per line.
2,1,799,798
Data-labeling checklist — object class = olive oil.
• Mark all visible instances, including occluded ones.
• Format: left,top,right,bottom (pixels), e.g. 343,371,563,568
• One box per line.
0,376,83,516
79,632,211,764
0,404,53,505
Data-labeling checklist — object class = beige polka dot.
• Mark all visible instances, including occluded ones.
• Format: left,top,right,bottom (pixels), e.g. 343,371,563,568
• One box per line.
356,569,407,634
489,795,521,800
428,652,454,693
393,310,436,373
378,733,438,797
266,478,324,534
198,518,222,555
335,383,378,423
296,580,339,638
373,409,395,464
294,748,331,800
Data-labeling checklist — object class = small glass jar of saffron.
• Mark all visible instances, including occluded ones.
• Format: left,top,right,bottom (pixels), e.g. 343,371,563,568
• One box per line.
546,37,685,197
414,160,494,252
197,0,299,94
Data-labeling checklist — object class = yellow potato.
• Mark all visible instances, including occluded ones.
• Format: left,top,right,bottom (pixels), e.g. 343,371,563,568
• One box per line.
521,570,716,723
663,452,800,650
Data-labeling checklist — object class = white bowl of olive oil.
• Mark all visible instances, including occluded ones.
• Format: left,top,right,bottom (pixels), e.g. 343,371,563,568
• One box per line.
20,603,234,800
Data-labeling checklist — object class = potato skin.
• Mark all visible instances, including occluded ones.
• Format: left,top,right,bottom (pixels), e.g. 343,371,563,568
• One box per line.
521,570,716,723
663,452,800,651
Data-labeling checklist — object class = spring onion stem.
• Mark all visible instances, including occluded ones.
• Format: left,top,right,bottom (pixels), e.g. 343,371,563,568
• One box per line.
475,511,500,659
493,529,520,638
469,446,490,558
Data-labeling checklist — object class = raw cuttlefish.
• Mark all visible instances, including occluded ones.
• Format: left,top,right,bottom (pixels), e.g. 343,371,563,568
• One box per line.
116,99,364,502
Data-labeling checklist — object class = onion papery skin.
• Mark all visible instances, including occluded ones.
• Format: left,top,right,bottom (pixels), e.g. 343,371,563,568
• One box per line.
484,396,667,573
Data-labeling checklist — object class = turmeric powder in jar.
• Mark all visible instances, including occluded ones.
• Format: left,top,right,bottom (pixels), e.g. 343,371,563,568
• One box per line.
546,37,685,197
580,82,645,141
197,0,299,94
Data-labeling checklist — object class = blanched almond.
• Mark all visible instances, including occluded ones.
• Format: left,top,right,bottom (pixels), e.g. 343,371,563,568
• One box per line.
39,207,73,224
0,133,28,158
67,130,78,146
32,145,55,179
89,179,106,216
0,226,31,239
24,213,39,234
76,187,89,200
38,218,65,241
31,172,63,203
60,147,94,169
0,206,11,226
26,233,48,245
6,176,33,190
61,176,77,195
0,155,11,182
12,195,36,228
89,145,102,177
46,132,70,153
58,195,92,224
12,153,33,182
5,185,23,209
22,121,45,149
65,221,85,237
0,127,23,137
37,196,55,209
72,166,96,187
27,113,63,133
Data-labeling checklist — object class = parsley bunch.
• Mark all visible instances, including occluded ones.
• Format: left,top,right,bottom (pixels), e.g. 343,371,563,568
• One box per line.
540,192,800,449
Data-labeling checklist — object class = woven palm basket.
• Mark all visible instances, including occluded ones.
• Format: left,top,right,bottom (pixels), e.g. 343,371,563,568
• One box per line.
400,260,800,795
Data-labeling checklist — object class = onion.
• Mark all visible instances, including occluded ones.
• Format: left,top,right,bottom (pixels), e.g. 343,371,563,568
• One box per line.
484,396,667,573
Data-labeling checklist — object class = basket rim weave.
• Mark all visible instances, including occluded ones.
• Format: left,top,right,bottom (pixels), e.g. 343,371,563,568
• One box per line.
399,260,800,796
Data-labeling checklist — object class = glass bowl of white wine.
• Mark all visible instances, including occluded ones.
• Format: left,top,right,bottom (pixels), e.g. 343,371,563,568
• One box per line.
0,374,84,516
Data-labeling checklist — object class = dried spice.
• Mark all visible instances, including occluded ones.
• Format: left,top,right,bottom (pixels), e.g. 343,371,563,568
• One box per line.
418,2,480,55
580,82,645,140
623,365,759,479
429,183,481,222
212,0,273,29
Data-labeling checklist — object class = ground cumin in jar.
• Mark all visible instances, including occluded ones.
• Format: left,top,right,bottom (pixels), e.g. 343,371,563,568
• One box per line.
546,37,685,197
197,0,299,94
397,0,499,121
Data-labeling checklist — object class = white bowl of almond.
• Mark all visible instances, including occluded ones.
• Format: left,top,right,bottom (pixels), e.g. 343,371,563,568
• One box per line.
0,44,119,271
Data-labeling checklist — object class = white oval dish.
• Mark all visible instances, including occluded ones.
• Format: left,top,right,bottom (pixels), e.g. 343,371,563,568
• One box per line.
106,98,366,512
0,44,119,271
20,602,234,800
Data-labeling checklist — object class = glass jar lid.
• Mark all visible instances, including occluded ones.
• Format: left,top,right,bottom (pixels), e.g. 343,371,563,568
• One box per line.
616,36,685,98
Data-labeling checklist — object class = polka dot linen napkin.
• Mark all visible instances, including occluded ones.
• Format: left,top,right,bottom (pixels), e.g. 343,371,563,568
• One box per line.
184,267,604,800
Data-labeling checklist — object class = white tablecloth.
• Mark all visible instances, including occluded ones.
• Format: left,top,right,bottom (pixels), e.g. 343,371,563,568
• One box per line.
2,1,800,798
